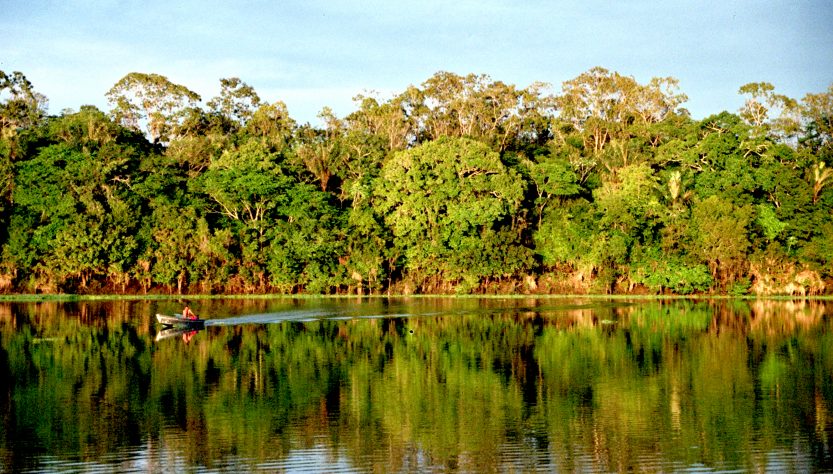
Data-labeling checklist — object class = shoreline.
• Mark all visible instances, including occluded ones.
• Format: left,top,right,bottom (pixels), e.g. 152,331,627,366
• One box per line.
1,293,831,303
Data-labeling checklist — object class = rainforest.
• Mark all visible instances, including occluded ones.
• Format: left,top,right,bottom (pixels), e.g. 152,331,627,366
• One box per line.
0,68,831,295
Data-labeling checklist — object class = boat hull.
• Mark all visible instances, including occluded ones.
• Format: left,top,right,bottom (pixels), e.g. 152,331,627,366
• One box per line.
156,313,205,327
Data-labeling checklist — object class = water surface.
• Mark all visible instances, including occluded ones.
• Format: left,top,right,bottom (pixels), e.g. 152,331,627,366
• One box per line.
0,297,831,472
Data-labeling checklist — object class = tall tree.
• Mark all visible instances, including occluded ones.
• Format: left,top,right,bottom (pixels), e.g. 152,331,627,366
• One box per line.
556,67,687,172
106,72,201,144
800,84,833,158
292,108,344,192
166,107,231,176
414,72,555,152
0,70,48,140
347,92,416,151
243,101,296,151
207,77,262,127
737,82,800,139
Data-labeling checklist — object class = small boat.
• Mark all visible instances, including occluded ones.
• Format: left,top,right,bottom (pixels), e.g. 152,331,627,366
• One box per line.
156,313,205,327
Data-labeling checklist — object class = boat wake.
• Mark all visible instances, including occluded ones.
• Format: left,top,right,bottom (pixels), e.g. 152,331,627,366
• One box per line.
202,309,442,327
202,309,346,326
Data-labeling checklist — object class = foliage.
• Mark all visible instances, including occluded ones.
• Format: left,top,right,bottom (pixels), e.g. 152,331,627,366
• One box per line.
0,69,831,294
374,137,527,290
106,72,201,144
630,257,714,295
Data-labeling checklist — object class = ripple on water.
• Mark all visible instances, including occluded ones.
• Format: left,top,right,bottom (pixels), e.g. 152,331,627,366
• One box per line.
256,445,360,473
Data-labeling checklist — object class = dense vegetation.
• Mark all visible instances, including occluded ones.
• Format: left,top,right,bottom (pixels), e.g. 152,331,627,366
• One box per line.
1,68,831,295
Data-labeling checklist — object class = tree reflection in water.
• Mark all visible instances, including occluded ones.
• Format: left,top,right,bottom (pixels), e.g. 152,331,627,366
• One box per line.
0,297,830,472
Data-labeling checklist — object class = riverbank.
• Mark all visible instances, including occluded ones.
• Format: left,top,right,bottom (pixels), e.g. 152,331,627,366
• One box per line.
1,293,831,303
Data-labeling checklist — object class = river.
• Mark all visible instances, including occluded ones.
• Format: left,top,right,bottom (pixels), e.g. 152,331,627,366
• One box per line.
0,297,830,472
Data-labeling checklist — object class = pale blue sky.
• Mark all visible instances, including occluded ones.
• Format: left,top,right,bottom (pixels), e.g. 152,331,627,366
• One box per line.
2,0,831,124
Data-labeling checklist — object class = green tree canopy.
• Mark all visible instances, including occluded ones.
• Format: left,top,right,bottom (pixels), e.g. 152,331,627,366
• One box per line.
375,137,527,289
106,72,201,144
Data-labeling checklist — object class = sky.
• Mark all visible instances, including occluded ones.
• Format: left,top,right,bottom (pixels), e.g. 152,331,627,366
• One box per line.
2,0,832,125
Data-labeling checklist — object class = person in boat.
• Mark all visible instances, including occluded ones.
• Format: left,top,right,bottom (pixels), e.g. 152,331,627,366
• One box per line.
183,305,198,320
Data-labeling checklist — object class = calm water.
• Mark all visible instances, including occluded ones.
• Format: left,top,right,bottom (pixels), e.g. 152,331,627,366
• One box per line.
0,297,831,472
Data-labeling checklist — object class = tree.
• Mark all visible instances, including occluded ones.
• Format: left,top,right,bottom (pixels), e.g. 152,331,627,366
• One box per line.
9,107,147,286
207,77,262,127
533,199,599,275
737,82,800,139
166,107,231,176
0,67,831,295
292,108,344,192
106,72,201,144
667,113,758,205
243,101,296,151
332,130,387,202
8,124,144,291
0,70,48,140
811,162,833,204
200,140,288,229
524,152,582,224
686,195,753,283
374,137,526,289
48,105,122,150
414,72,556,152
556,67,687,172
799,84,833,165
266,184,344,293
0,139,14,256
593,162,662,238
145,203,205,293
44,213,137,290
339,203,391,294
347,92,416,151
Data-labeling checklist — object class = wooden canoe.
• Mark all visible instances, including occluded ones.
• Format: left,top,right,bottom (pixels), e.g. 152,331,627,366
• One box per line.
156,313,205,327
